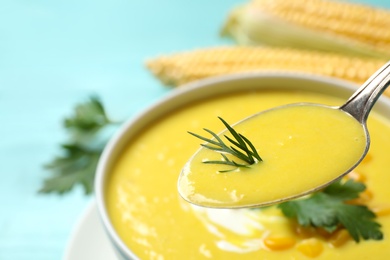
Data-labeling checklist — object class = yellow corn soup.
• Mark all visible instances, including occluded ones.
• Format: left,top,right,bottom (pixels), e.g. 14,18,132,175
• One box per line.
106,90,390,259
179,104,366,208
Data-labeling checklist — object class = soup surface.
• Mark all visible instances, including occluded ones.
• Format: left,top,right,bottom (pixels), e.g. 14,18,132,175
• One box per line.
179,104,366,208
106,90,390,259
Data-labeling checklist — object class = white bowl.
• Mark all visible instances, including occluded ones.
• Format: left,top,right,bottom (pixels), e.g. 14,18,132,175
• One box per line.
95,72,390,259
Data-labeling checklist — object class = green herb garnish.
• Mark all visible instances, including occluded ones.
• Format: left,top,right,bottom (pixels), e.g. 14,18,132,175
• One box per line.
39,96,121,194
278,179,383,242
188,116,262,172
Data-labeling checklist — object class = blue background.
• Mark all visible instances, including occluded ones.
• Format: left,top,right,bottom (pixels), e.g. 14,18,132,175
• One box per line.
1,0,389,259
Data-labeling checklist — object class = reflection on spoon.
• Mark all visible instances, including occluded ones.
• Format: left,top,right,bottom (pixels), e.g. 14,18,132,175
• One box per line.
178,61,390,209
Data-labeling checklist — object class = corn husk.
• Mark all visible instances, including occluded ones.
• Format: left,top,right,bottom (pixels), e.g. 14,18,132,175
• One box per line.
221,0,390,59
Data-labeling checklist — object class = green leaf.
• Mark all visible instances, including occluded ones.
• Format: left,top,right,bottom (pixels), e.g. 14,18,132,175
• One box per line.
278,179,383,242
40,151,99,194
323,179,365,200
40,96,121,195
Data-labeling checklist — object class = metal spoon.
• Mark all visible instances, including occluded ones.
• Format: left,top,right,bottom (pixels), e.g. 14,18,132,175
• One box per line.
178,61,390,209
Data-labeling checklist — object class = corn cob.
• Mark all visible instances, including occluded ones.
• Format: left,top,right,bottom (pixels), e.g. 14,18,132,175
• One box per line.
221,0,390,59
146,46,387,93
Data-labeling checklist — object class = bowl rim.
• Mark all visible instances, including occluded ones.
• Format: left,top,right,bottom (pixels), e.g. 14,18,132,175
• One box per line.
94,71,390,259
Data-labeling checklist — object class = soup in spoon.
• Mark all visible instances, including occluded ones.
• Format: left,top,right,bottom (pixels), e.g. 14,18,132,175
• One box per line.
178,103,366,208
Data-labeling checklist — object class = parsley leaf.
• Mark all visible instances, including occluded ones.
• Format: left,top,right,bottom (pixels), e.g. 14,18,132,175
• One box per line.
39,96,121,195
278,179,383,242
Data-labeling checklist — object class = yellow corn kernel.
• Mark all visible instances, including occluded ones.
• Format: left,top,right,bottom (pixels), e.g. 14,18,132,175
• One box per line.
361,189,374,201
294,224,317,239
347,189,374,205
328,229,351,247
263,236,296,250
222,0,390,59
316,227,333,240
146,47,387,89
346,170,367,183
372,204,390,217
296,238,324,258
294,223,333,240
361,153,373,164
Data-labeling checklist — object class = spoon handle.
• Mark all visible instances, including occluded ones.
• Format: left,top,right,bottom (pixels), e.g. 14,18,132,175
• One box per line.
340,61,390,123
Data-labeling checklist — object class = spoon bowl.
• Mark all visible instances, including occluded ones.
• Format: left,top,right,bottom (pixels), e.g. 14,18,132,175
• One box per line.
178,61,390,209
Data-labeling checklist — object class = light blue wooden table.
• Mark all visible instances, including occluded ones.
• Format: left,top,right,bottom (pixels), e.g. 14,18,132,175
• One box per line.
1,0,389,259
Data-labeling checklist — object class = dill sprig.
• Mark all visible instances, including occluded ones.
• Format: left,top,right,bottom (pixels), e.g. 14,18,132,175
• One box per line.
188,117,262,172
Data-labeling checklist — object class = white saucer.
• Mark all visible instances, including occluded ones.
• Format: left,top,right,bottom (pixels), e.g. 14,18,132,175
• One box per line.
63,202,117,260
